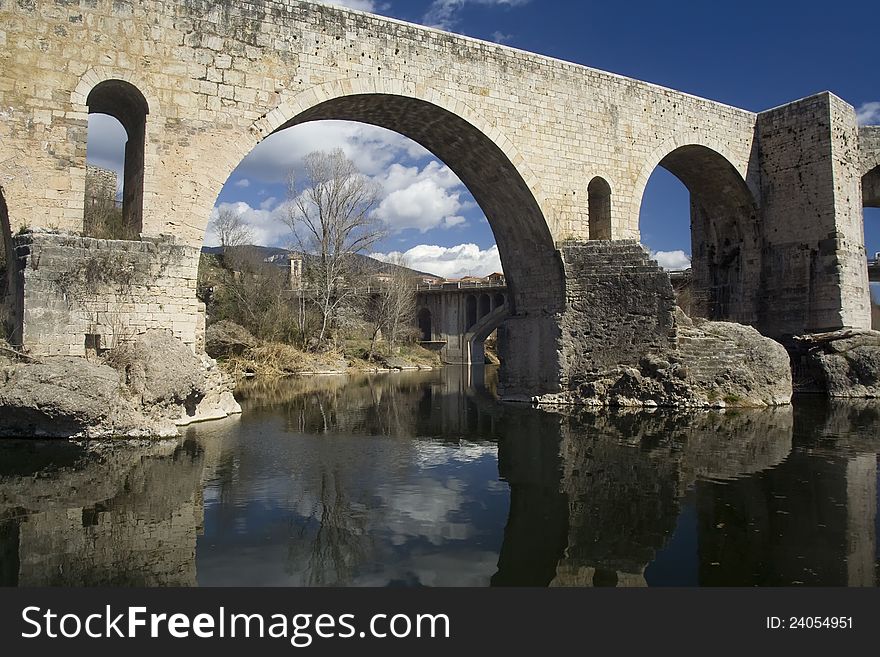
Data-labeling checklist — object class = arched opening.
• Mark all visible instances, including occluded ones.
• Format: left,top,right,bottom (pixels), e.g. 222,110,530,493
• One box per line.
638,145,759,324
85,80,148,238
205,93,564,395
274,95,563,320
467,303,510,366
466,295,478,330
418,308,432,342
493,293,505,309
479,293,491,319
865,165,880,209
588,176,612,240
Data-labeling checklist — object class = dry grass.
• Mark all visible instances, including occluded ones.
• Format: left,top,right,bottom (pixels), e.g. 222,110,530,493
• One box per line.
220,338,440,379
224,342,349,378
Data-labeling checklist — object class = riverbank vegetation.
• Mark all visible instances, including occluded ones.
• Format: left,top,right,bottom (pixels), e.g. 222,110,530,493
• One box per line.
198,149,439,378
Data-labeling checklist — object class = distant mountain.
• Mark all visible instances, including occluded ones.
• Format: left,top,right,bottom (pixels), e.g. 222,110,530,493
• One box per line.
201,245,441,280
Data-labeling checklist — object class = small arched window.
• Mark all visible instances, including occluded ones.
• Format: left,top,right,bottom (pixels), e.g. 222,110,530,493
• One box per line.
588,176,612,240
86,80,149,238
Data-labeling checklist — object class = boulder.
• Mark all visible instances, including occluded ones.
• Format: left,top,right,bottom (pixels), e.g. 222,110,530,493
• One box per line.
537,312,792,408
0,357,177,438
105,329,205,416
205,320,257,358
0,330,242,438
795,330,880,397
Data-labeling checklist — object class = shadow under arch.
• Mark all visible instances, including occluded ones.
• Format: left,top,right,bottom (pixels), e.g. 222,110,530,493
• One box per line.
640,143,761,324
865,165,880,209
0,186,15,344
271,94,564,318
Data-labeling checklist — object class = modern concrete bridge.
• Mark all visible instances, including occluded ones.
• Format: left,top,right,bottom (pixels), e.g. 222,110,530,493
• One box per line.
2,0,880,398
416,282,509,365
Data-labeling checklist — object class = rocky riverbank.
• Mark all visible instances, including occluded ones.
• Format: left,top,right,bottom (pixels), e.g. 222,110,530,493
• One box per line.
790,329,880,397
536,309,793,408
0,330,240,438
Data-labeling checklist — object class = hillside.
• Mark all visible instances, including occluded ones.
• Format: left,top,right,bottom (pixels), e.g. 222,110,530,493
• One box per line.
201,245,440,280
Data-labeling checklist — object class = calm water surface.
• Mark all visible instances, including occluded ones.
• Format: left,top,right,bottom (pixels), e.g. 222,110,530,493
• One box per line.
1,366,878,586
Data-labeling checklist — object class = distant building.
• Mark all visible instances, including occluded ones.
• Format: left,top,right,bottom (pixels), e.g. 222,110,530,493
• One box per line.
487,272,505,284
84,165,118,206
288,257,303,290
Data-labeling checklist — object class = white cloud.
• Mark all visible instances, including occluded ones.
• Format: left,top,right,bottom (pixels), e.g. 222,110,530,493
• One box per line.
373,160,469,232
490,30,512,44
86,113,126,194
856,102,880,126
423,0,531,30
233,178,250,188
205,201,291,248
371,243,502,278
651,249,691,271
317,0,378,11
233,121,430,185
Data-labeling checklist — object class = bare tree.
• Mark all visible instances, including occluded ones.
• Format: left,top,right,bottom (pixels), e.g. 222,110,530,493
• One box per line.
284,148,385,348
366,255,418,360
211,206,253,251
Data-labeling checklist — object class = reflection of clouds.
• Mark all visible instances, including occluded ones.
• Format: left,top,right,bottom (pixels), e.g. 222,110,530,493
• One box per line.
414,440,497,468
378,478,473,546
196,407,508,586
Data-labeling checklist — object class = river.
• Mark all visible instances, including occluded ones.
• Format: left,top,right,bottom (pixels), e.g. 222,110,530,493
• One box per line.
0,366,877,586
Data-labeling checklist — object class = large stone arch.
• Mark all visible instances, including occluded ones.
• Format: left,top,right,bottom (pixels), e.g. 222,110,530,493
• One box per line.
196,83,567,396
635,138,761,325
224,80,564,320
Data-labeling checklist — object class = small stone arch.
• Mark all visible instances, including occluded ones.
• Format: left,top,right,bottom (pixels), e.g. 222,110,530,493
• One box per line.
418,307,433,342
84,79,150,236
588,177,612,240
493,292,505,309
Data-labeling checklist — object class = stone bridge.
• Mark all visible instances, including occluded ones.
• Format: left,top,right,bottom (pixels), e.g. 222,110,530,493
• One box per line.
415,282,509,365
0,0,877,399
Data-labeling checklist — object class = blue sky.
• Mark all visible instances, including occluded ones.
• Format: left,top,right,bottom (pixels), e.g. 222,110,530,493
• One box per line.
87,0,880,278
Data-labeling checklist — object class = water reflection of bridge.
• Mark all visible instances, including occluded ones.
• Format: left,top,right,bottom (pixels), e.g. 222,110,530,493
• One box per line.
0,369,876,586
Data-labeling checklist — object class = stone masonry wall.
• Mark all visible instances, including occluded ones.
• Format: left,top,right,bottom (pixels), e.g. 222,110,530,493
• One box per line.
557,240,677,390
11,233,201,356
757,94,870,336
861,127,880,175
862,127,880,207
0,0,760,244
